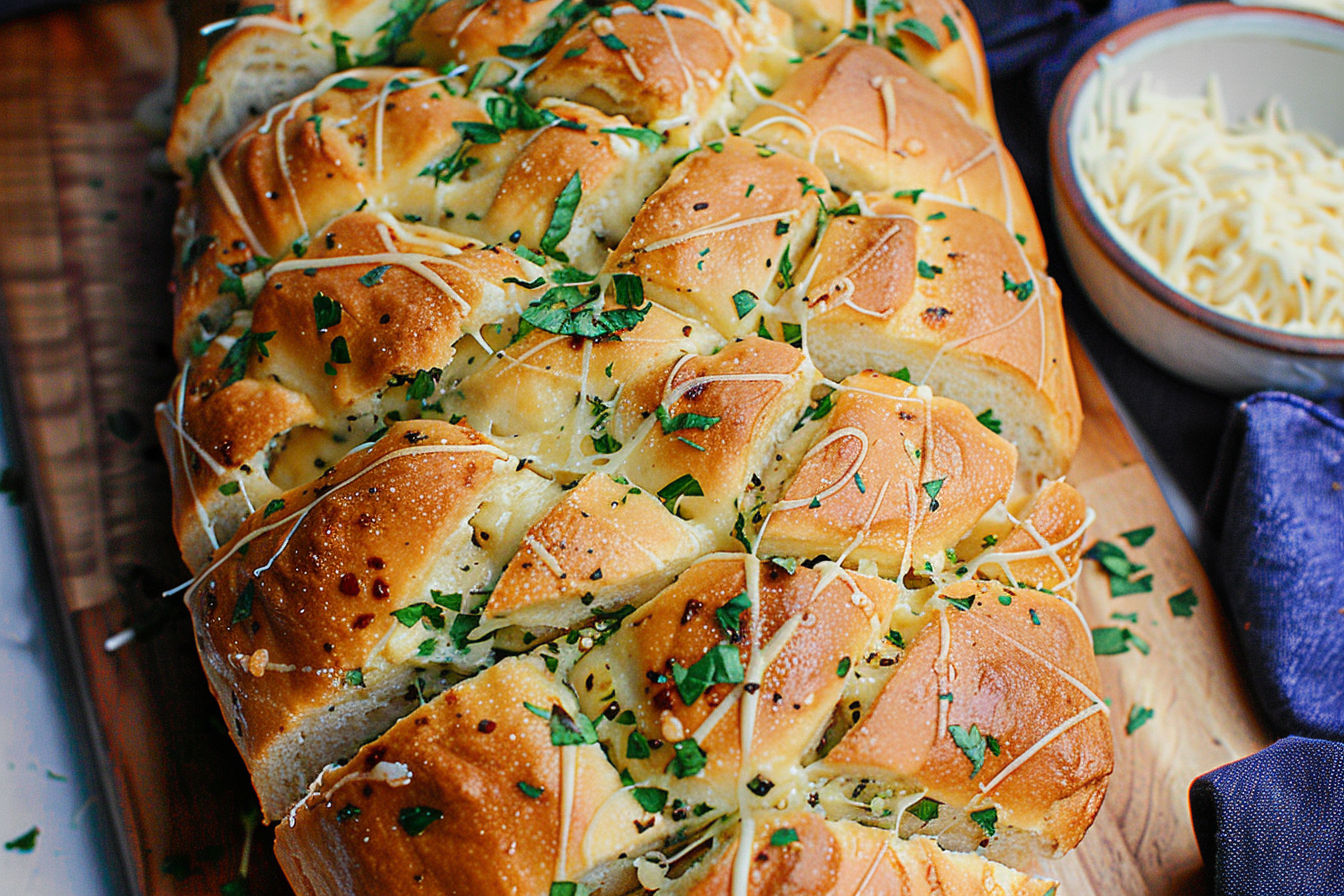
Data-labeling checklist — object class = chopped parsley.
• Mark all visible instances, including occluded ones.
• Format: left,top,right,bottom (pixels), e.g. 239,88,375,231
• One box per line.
397,806,443,837
976,409,1002,434
969,806,998,837
1002,271,1035,302
1120,525,1156,547
540,171,582,260
769,827,799,847
548,703,598,746
716,591,751,635
600,126,664,150
671,644,744,705
1125,704,1155,735
1168,588,1198,618
632,786,668,813
657,474,703,514
218,329,276,387
358,264,391,287
668,737,707,778
230,581,255,626
313,291,342,330
655,406,720,433
948,723,993,777
922,477,945,511
732,290,758,319
907,797,939,822
4,827,38,853
517,781,545,799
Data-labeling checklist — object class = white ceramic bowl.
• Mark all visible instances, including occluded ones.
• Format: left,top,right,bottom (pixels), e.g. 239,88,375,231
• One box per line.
1050,3,1344,397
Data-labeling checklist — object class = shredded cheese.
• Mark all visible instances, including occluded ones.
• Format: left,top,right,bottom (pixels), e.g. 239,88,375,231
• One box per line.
1077,69,1344,336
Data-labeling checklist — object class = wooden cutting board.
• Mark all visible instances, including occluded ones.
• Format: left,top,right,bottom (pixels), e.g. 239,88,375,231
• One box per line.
0,3,1272,894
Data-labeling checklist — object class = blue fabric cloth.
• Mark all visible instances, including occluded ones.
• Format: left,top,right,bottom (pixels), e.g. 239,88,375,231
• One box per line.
1190,736,1344,896
1204,393,1344,741
1193,394,1344,893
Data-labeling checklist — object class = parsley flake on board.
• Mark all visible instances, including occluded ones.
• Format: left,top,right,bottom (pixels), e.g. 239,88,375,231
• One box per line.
1091,625,1150,656
671,644,745,705
1120,525,1156,547
4,827,38,853
1168,588,1199,617
1125,704,1155,734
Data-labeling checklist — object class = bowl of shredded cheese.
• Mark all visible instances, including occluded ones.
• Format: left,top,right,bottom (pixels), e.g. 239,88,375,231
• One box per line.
1051,3,1344,396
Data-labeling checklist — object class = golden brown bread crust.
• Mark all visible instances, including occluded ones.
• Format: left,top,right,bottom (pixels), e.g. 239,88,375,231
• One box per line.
605,136,826,335
163,1,1110,889
819,579,1113,856
777,0,996,132
980,479,1090,594
187,421,555,818
276,657,663,896
571,555,902,811
802,197,1080,478
761,371,1017,576
613,336,819,531
741,39,1044,266
250,212,539,415
485,472,712,630
670,812,1057,895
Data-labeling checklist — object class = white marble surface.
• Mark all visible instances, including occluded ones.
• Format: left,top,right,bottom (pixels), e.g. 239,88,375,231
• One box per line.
0,413,120,895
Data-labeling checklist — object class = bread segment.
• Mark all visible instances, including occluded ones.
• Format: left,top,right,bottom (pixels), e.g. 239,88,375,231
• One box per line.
161,1,1113,890
276,656,664,896
187,421,557,819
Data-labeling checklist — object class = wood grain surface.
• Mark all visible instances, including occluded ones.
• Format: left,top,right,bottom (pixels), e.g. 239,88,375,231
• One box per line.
0,4,1272,894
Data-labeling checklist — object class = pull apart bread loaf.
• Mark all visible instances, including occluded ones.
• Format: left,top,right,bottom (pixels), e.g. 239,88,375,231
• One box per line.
162,1,1106,893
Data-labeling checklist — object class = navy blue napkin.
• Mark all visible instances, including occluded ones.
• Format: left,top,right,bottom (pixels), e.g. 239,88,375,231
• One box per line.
1194,393,1344,894
1190,736,1344,896
1204,393,1344,741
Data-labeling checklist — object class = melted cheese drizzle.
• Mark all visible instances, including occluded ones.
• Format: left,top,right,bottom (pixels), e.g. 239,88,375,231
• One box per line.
206,157,268,256
632,209,799,255
266,243,473,315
